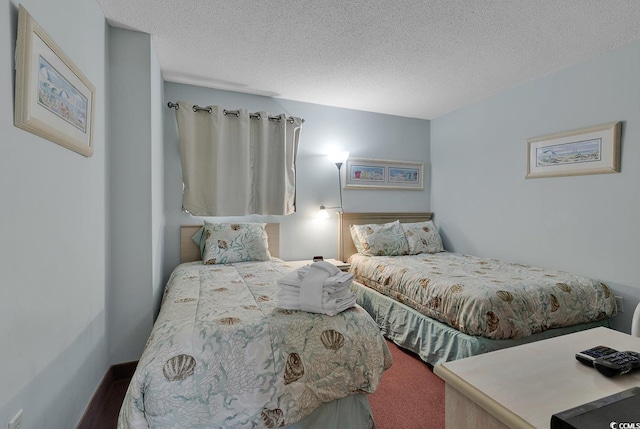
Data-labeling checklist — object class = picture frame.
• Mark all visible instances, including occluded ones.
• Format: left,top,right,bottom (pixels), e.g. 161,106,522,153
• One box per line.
525,122,621,179
344,158,424,190
14,5,95,157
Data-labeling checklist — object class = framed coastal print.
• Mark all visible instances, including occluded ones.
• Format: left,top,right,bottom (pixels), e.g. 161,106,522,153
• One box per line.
14,5,95,157
526,122,621,179
344,158,423,190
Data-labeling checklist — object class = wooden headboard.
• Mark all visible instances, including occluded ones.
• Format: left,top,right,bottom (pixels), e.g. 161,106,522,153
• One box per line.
180,223,280,263
337,212,434,262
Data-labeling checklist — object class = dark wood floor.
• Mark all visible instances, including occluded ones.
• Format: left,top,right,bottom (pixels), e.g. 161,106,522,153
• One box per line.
77,361,137,429
92,379,129,428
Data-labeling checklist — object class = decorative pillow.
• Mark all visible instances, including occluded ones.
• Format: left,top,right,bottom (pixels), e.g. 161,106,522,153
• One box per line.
201,221,270,264
350,220,409,256
349,225,366,255
191,226,207,257
401,220,444,254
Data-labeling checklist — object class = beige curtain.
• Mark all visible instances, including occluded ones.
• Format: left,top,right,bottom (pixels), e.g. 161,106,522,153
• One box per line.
175,102,301,216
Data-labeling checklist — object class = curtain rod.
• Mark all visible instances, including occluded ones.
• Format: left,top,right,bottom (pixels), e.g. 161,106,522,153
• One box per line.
167,102,304,124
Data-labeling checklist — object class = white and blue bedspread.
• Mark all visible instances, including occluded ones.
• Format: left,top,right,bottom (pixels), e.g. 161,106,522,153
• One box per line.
350,253,616,340
118,259,391,429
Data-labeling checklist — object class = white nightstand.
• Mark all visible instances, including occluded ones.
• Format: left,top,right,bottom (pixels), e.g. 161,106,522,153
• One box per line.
283,258,351,272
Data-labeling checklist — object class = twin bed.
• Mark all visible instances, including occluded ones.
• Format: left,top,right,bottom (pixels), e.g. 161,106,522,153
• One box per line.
119,213,616,428
338,212,616,366
119,223,391,429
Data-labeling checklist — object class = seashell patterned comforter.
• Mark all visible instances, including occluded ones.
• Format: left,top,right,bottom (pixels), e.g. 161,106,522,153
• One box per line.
349,253,616,340
118,259,392,429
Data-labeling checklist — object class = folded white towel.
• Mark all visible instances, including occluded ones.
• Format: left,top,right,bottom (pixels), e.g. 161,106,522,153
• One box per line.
278,267,353,290
277,269,303,288
276,291,356,316
309,260,341,276
277,287,354,304
300,262,337,313
277,283,354,300
276,261,356,315
297,266,353,288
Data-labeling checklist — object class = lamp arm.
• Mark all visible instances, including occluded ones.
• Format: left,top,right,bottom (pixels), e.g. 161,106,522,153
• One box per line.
336,162,344,212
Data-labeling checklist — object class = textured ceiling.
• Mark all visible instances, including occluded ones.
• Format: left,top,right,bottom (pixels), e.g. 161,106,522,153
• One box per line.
97,0,640,119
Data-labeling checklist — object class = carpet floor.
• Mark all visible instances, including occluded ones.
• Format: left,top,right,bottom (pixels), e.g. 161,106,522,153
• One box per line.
369,340,445,429
92,339,445,428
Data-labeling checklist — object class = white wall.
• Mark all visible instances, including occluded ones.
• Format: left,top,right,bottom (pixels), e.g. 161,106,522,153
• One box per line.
150,39,166,319
162,82,430,281
431,38,640,333
108,28,164,364
0,0,108,427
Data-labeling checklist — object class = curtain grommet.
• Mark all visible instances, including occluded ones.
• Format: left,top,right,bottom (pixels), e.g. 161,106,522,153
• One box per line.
223,109,240,117
170,102,303,123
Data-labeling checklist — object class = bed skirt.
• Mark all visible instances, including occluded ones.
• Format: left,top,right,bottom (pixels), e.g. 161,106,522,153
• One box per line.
286,394,374,429
350,280,611,366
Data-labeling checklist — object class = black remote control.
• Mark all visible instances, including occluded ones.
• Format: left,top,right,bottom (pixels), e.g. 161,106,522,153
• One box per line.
594,351,640,377
575,345,619,366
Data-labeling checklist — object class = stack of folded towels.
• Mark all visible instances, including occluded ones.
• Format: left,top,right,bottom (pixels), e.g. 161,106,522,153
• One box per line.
276,261,357,316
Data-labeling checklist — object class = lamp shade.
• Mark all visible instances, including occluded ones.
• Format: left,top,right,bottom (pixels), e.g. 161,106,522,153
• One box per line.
328,151,349,164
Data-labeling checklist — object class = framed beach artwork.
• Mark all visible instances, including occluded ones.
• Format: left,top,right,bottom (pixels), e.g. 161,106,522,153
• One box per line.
526,122,621,179
344,158,424,190
14,5,95,157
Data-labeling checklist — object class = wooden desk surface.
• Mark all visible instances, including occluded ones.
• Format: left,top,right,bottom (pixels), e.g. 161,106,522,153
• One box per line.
434,327,640,428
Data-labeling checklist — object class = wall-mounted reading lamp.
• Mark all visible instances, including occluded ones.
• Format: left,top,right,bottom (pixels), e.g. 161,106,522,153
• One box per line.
319,151,349,218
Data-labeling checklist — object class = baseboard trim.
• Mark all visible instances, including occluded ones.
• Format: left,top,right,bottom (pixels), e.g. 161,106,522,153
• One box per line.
76,361,138,429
